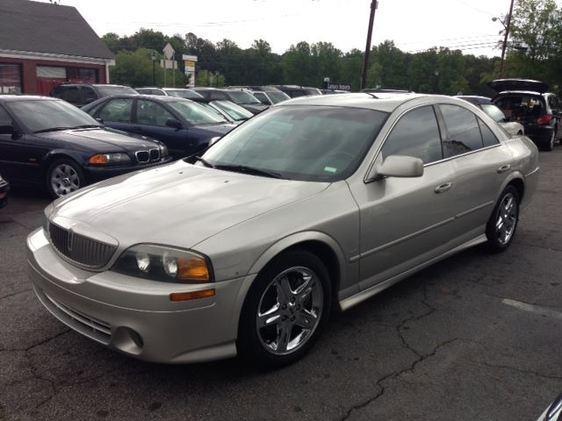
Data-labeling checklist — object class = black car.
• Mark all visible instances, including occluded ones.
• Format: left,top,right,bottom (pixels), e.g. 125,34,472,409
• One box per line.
0,96,171,198
191,88,267,114
51,84,138,107
0,173,9,208
191,97,254,123
82,95,236,158
272,85,323,98
489,79,560,151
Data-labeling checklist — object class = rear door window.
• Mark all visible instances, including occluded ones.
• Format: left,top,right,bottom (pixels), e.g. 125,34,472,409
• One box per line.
98,98,133,123
440,104,483,157
478,119,500,147
82,87,98,104
381,106,443,164
58,87,81,105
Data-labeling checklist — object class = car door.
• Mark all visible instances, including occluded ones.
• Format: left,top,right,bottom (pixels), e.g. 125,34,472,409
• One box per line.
437,104,507,237
0,105,52,184
350,105,458,289
96,97,135,133
134,99,189,157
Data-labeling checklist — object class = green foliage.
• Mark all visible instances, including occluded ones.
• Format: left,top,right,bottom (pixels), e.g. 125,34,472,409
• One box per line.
507,0,561,94
103,19,560,94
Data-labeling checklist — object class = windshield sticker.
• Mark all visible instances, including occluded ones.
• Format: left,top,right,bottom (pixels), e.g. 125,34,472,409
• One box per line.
324,166,337,173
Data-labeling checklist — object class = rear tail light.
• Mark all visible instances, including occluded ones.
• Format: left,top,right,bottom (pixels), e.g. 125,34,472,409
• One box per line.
537,114,553,125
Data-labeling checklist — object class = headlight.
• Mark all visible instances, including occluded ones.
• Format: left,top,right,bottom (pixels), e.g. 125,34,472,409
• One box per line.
159,144,168,157
88,153,131,166
113,244,213,283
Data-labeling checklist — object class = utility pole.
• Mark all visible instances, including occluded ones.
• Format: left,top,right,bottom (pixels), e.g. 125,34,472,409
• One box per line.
499,0,515,77
360,0,378,90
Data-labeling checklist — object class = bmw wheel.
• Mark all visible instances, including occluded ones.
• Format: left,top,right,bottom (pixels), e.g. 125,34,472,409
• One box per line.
486,185,519,252
46,158,85,198
238,250,331,367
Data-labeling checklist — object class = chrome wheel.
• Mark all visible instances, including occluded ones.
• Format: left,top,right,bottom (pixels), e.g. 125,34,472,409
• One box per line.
495,192,518,245
256,266,324,356
50,163,81,197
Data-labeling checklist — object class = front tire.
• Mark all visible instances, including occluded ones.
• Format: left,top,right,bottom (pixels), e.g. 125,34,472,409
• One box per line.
486,185,519,252
46,158,85,198
237,250,332,368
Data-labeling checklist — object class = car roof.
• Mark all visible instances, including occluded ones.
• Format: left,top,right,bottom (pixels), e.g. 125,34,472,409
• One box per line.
0,95,59,102
277,92,428,113
96,94,189,102
456,95,492,105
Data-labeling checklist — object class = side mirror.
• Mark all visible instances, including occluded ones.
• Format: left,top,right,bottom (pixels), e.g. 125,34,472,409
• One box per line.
165,118,182,130
0,125,14,135
208,136,221,147
368,155,424,181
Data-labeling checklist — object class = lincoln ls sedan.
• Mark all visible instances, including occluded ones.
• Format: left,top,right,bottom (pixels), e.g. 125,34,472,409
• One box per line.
27,93,539,367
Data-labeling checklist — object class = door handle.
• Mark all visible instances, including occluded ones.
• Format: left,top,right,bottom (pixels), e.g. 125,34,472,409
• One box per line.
434,182,452,194
497,164,511,174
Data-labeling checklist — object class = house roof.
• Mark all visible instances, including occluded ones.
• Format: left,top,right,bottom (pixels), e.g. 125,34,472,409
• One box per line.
0,0,114,60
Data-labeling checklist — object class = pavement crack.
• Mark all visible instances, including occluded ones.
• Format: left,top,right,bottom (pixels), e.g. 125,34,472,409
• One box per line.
0,288,31,300
469,360,562,381
25,329,71,352
339,338,460,420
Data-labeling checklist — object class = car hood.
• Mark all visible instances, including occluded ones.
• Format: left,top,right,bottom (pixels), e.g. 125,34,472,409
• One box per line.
489,79,549,94
37,127,160,153
239,103,268,114
50,160,329,249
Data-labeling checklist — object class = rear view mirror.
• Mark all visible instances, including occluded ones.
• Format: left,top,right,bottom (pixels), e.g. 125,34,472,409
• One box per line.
0,125,14,135
165,118,182,130
370,155,424,180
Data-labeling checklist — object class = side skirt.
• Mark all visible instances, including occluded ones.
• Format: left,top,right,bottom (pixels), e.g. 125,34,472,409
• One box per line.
338,234,487,311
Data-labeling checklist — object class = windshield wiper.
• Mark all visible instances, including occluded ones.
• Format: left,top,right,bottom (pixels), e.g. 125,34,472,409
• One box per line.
72,124,102,129
192,156,216,168
34,126,72,133
215,164,283,179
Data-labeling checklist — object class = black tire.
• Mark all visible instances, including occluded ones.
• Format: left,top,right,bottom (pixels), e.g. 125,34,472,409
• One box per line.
237,249,332,368
486,185,520,253
542,131,555,151
45,158,86,199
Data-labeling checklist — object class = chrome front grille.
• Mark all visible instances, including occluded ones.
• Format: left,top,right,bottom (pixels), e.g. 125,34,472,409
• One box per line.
149,148,160,161
48,223,117,268
135,150,150,163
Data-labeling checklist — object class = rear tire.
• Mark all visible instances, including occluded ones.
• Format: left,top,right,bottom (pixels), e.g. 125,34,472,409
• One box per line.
237,250,332,368
486,185,520,253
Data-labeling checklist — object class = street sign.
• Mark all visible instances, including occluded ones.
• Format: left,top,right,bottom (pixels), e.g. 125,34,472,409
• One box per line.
326,82,352,91
163,43,175,60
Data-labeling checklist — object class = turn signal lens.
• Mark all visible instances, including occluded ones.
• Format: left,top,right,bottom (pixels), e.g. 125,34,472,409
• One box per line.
177,256,210,282
170,289,216,302
89,154,109,165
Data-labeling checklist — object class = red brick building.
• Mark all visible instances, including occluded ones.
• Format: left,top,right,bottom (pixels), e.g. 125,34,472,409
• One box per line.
0,0,114,96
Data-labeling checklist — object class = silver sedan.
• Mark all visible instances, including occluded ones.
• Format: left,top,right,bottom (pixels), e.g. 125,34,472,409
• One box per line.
27,93,539,367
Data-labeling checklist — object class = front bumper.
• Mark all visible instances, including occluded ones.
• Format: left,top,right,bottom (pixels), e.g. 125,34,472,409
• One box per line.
84,157,174,184
27,228,250,363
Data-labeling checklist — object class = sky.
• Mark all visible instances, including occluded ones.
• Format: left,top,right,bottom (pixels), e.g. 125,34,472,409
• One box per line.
43,0,562,57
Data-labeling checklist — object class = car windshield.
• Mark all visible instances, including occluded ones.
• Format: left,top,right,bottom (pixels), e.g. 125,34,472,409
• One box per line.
96,85,138,97
481,104,507,123
6,100,101,133
211,100,253,121
167,100,227,125
266,90,291,104
226,90,261,104
200,105,388,181
165,89,203,100
198,102,229,122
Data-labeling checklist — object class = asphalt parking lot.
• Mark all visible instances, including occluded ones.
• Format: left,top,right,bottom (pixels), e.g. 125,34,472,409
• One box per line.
1,149,561,421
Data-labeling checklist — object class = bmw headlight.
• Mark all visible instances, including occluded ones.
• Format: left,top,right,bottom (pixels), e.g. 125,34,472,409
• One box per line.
159,144,168,157
88,153,131,166
113,244,213,283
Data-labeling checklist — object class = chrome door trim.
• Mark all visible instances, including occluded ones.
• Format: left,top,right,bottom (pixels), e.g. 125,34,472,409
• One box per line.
340,234,487,311
455,200,494,219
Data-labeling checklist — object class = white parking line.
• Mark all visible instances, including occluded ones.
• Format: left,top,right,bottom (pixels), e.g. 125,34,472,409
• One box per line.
502,298,562,321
